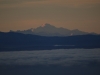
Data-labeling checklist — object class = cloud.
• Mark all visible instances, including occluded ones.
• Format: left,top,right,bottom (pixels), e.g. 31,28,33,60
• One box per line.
0,0,47,8
0,0,46,4
0,49,100,66
0,0,100,8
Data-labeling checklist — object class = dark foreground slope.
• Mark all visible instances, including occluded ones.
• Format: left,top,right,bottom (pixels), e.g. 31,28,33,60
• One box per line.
0,32,100,51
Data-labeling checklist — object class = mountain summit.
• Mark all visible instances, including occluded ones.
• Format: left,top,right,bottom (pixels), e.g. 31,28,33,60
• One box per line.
15,23,90,36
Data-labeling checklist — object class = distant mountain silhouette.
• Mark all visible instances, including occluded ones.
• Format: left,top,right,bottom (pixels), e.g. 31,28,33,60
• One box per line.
0,32,100,51
12,23,94,36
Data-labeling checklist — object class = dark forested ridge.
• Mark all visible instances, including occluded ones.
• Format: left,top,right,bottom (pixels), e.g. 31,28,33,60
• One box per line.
0,32,100,51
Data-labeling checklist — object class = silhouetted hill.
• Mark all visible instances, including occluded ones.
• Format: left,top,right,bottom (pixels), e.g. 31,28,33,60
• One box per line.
12,23,94,36
0,32,100,51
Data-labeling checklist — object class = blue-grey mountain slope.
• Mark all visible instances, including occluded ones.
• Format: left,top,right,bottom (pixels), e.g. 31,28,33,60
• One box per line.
14,23,91,36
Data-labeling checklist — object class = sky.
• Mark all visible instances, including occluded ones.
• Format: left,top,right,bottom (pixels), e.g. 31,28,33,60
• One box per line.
0,0,100,33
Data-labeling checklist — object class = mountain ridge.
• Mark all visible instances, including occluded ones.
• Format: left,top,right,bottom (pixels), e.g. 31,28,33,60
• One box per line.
10,23,96,36
0,32,100,51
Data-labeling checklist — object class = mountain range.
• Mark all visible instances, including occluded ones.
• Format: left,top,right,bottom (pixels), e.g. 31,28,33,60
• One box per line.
0,32,100,51
11,23,95,36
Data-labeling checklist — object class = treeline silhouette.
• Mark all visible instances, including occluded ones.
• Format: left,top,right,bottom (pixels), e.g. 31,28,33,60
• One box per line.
0,32,100,51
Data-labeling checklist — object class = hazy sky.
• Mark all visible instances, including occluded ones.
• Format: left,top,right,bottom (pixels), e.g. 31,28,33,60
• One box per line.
0,0,100,33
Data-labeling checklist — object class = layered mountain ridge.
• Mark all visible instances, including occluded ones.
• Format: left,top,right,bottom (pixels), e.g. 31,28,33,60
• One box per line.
11,23,95,36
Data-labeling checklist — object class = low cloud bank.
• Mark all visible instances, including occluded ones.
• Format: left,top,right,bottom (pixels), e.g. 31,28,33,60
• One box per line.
0,49,100,66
